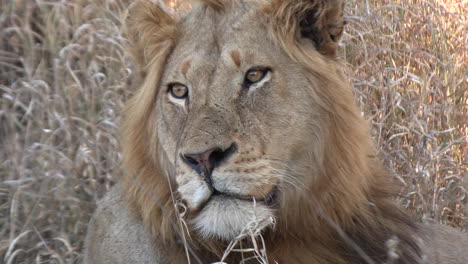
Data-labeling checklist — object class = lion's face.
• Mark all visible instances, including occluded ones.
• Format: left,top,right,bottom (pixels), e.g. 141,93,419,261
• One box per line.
154,5,321,240
124,0,351,243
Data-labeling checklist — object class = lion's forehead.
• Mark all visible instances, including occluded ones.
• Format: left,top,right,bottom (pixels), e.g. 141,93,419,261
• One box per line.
166,3,271,74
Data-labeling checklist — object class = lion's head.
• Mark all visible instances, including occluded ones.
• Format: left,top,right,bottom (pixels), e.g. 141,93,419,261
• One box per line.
121,0,420,262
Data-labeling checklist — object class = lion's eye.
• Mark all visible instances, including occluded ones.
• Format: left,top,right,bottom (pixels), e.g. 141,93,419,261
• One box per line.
168,83,188,99
245,68,269,86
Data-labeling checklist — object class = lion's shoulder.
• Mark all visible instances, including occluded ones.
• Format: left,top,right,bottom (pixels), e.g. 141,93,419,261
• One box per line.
83,185,163,264
419,223,468,263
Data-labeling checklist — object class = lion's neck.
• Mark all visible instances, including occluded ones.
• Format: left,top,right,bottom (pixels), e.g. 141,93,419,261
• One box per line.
183,176,422,264
166,203,422,264
266,178,422,263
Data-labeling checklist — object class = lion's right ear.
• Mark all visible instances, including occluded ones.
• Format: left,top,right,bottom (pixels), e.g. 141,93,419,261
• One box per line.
124,0,177,71
267,0,345,58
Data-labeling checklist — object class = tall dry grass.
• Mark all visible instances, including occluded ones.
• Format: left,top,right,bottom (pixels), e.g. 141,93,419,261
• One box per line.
0,0,466,263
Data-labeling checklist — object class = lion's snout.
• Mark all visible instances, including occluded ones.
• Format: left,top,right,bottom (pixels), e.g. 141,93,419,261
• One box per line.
181,142,237,188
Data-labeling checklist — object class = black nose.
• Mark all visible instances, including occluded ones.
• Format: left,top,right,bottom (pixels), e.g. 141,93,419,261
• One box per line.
182,143,237,184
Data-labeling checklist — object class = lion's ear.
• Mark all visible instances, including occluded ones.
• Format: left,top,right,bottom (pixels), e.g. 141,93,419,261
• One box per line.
124,0,177,70
268,0,345,57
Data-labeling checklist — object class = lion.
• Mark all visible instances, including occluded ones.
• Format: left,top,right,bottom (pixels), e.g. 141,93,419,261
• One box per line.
83,0,468,263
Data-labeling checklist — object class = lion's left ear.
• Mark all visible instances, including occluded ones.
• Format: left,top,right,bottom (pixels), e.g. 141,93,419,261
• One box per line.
267,0,345,57
124,0,178,72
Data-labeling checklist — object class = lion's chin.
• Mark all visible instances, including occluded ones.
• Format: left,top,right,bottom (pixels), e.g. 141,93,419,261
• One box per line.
192,195,275,241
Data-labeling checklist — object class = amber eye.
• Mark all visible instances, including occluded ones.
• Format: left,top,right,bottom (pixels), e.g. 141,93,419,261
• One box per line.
168,83,188,99
244,68,269,86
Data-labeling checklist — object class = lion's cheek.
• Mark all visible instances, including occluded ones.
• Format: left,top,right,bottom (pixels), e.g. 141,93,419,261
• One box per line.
176,175,211,210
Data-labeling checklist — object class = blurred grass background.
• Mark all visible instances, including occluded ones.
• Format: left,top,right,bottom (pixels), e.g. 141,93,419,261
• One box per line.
0,0,466,263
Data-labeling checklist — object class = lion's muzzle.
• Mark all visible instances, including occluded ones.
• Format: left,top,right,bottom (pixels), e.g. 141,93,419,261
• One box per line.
181,142,237,189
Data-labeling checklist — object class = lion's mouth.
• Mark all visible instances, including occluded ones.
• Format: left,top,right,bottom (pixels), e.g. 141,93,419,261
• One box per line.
264,190,278,206
200,187,278,209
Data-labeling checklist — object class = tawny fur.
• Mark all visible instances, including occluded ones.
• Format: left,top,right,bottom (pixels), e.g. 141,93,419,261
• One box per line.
195,0,231,11
84,0,468,263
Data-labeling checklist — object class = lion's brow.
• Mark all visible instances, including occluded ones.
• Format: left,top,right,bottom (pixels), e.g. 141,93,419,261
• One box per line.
230,50,241,68
181,60,192,78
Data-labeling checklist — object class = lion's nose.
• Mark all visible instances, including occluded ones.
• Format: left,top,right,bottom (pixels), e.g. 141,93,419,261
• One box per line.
182,143,237,184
